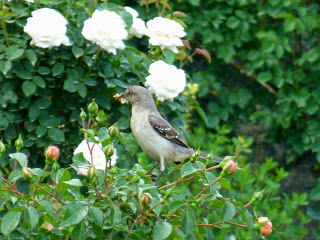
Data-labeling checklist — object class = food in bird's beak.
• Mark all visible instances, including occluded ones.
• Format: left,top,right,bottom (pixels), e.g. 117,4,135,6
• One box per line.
113,93,127,104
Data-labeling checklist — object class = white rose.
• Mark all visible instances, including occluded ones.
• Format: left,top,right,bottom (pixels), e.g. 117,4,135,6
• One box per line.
146,17,186,53
24,8,71,48
25,0,34,3
124,7,147,38
74,138,117,176
82,10,128,55
145,60,186,101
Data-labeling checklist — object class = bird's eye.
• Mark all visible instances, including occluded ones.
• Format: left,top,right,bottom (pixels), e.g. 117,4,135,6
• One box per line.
128,91,132,95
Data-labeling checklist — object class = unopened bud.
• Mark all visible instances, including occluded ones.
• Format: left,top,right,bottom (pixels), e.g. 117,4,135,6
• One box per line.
103,144,115,158
45,145,60,162
0,141,5,154
108,125,119,138
22,167,34,181
88,99,98,118
52,162,59,172
220,160,237,178
255,217,272,236
87,165,97,180
183,40,191,50
142,193,152,206
250,190,264,204
80,108,87,120
15,134,24,152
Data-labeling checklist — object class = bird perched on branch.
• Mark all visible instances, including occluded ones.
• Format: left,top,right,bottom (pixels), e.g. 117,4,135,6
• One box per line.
115,85,222,184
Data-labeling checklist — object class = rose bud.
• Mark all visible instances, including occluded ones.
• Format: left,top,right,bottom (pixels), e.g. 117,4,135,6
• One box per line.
220,160,237,177
15,134,24,152
80,108,87,120
103,143,115,158
88,99,98,118
142,193,152,206
87,165,97,181
45,145,60,162
22,167,34,181
250,190,264,204
256,217,272,236
108,125,119,138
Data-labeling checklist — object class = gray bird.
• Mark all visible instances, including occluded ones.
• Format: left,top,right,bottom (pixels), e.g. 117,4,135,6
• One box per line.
117,85,222,184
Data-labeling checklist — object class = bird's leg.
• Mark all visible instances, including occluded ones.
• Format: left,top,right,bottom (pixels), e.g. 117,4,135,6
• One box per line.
155,157,166,186
145,162,159,176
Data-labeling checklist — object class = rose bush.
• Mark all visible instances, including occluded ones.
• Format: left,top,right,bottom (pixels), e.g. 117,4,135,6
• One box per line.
0,0,313,239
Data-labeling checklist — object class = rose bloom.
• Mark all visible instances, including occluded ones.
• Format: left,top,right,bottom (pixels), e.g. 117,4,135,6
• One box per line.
145,60,186,101
258,217,272,236
24,8,71,48
124,7,147,38
146,17,186,53
82,10,128,55
74,138,117,176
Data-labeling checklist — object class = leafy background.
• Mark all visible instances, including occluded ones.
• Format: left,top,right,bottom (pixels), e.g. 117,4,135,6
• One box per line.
0,0,319,239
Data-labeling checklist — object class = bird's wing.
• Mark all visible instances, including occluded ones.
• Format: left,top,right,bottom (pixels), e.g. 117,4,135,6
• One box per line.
148,112,189,148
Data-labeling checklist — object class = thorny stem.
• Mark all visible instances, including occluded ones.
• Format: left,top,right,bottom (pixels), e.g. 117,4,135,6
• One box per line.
159,164,220,190
35,183,66,205
197,221,248,229
194,176,221,199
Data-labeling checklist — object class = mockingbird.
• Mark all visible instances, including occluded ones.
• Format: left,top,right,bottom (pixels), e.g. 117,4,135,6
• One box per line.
115,85,222,183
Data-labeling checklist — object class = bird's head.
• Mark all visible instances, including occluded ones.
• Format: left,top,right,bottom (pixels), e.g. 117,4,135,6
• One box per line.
114,85,154,106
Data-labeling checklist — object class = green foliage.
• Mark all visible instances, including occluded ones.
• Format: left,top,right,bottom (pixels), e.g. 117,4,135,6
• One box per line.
0,0,317,239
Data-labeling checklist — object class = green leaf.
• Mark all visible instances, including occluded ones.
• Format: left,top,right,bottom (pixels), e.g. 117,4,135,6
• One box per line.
1,211,21,235
17,70,33,80
257,72,272,83
52,63,65,76
221,202,236,221
72,221,87,240
48,128,65,142
32,76,46,88
219,178,231,191
307,206,320,220
7,170,22,182
24,207,39,229
89,207,104,227
181,163,197,178
153,220,172,240
25,49,37,66
80,129,95,137
181,211,196,236
163,50,175,64
6,46,24,61
0,61,12,74
226,16,240,29
119,10,133,29
35,125,47,137
284,18,296,32
61,203,89,228
62,179,83,186
28,105,40,122
110,206,121,225
76,82,87,98
72,46,84,58
122,133,139,156
39,200,54,218
63,79,77,93
22,81,37,97
9,152,28,167
195,106,208,125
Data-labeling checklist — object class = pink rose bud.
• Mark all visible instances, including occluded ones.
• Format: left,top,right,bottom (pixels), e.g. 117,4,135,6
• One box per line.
143,193,152,206
258,217,272,236
45,145,60,161
223,160,237,174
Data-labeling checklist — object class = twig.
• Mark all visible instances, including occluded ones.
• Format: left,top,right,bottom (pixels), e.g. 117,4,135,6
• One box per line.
197,221,248,228
194,177,221,199
35,184,66,205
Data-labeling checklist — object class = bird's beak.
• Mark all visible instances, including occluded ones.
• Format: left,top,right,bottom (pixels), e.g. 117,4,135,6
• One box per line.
113,92,128,104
